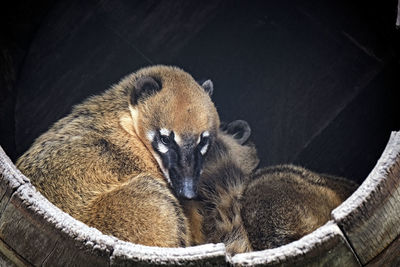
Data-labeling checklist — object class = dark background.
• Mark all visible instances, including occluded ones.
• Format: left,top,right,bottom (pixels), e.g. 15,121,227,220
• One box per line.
1,0,399,184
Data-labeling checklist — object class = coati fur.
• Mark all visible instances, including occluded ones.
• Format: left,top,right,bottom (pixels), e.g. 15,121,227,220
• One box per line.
241,165,358,251
196,122,358,254
195,120,260,253
16,65,220,247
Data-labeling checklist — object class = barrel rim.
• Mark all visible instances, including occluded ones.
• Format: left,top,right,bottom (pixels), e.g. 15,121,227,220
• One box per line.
1,131,399,265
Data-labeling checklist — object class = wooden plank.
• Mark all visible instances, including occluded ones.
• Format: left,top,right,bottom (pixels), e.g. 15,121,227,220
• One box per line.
230,221,360,266
111,242,227,266
332,131,400,264
0,148,115,265
0,146,28,217
41,235,110,267
0,184,57,265
0,237,30,267
366,233,400,267
0,183,114,266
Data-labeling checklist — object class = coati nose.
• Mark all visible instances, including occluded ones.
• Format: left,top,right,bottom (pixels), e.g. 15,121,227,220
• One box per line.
180,177,197,200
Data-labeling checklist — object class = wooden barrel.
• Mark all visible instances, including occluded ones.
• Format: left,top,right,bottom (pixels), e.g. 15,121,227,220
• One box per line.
0,131,399,266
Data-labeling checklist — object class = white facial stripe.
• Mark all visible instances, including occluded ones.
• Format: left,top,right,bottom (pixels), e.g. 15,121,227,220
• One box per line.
160,128,170,136
146,131,156,141
152,153,171,185
198,131,210,144
174,134,182,146
200,143,209,155
129,106,139,132
157,142,169,153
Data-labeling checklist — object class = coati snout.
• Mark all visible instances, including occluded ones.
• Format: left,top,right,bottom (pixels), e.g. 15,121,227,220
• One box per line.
127,67,219,200
148,128,211,199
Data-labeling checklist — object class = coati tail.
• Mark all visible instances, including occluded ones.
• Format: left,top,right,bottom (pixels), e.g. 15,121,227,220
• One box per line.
200,161,252,254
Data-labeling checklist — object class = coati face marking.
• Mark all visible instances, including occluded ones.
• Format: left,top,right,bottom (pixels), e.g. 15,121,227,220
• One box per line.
127,66,220,200
146,128,212,199
198,131,210,155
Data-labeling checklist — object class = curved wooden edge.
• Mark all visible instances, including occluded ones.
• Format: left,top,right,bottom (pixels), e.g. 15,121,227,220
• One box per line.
229,221,360,266
0,146,226,266
332,131,400,264
111,242,226,265
3,128,400,267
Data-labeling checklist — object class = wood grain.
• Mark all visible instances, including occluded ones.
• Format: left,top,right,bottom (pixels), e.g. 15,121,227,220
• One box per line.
332,131,400,264
367,233,400,267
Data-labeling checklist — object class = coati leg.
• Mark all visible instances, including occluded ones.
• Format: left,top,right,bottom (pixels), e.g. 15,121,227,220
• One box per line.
81,174,190,247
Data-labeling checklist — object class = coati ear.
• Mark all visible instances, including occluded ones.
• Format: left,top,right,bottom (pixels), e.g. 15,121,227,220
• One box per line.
131,76,162,105
221,120,251,145
201,79,214,96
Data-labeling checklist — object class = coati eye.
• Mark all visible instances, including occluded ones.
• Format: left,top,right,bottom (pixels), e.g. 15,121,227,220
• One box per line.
160,135,171,145
198,136,209,147
198,131,210,155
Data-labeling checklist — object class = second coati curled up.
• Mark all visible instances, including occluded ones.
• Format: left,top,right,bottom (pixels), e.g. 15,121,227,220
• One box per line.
197,120,358,254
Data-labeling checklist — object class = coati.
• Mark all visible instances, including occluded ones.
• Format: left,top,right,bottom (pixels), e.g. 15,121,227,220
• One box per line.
184,120,260,248
196,121,358,254
241,165,359,251
195,120,260,253
16,65,220,247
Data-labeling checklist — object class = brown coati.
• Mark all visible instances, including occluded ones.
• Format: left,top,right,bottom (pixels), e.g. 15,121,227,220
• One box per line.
241,165,358,251
193,120,260,253
196,121,358,254
16,65,220,247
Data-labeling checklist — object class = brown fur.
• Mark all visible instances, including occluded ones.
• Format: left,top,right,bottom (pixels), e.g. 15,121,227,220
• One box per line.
182,200,205,245
16,65,219,247
241,164,359,251
193,122,358,254
194,128,260,253
84,174,189,247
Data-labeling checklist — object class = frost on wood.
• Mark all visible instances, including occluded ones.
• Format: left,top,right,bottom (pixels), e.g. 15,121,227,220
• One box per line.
111,242,226,265
332,131,400,264
230,221,360,266
1,128,400,266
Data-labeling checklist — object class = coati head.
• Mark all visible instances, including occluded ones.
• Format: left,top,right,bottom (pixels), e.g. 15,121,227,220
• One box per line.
219,120,259,175
123,66,220,200
203,119,259,178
